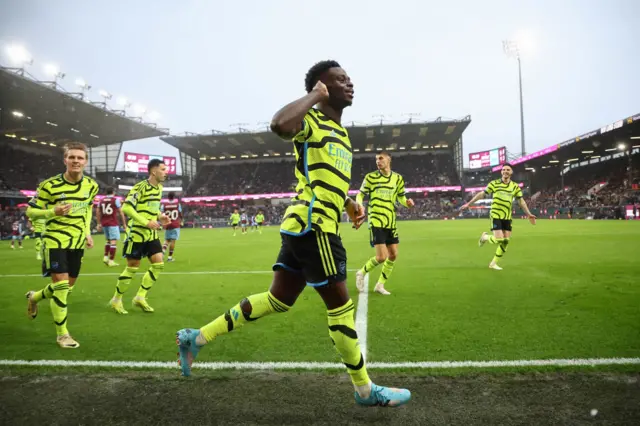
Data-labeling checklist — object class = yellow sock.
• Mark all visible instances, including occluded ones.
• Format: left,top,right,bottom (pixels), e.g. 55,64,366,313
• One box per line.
50,280,70,336
114,266,138,299
328,299,370,386
32,283,54,303
377,259,395,285
492,240,509,264
360,257,380,274
137,263,164,298
200,291,290,342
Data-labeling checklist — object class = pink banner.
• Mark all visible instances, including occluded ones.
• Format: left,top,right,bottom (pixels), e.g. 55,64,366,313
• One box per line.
491,144,559,171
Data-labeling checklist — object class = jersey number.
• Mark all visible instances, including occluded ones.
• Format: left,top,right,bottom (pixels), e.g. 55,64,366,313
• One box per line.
168,210,179,221
101,204,114,215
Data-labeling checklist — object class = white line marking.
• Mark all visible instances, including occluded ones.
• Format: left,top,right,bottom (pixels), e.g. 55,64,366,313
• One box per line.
0,358,638,370
354,273,369,361
0,269,361,279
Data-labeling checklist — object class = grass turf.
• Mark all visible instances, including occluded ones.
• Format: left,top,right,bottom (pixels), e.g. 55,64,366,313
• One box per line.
1,219,639,369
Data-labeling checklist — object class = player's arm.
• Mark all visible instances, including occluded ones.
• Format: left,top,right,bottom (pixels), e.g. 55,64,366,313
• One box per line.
26,181,69,218
461,182,492,210
516,191,536,224
396,176,414,208
270,81,329,139
356,176,370,206
95,201,102,231
122,185,156,228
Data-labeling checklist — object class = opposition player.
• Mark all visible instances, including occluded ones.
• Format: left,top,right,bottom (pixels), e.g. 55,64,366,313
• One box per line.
240,210,248,235
229,209,240,236
161,192,182,262
25,142,99,348
355,152,414,295
96,187,127,267
255,210,265,234
109,159,171,314
10,219,23,249
250,214,257,232
460,163,536,270
29,217,46,260
176,60,411,407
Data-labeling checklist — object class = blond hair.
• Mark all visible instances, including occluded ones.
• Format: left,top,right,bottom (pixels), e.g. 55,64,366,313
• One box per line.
63,142,88,159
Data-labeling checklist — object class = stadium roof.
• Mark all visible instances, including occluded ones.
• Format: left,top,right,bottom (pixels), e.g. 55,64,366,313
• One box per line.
161,115,472,160
490,112,640,173
0,66,168,149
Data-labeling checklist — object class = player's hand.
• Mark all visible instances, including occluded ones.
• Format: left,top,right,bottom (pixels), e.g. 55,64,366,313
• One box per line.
312,80,330,102
54,203,72,216
407,199,415,208
346,198,366,230
159,213,171,226
96,224,102,232
86,235,94,249
147,220,161,230
528,214,537,225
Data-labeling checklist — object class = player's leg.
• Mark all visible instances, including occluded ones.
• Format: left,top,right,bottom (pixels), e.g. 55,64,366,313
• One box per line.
374,241,398,295
103,227,111,264
176,263,306,376
132,241,164,312
356,228,388,292
11,235,15,249
489,225,507,270
18,236,23,248
110,241,141,314
311,232,410,406
26,248,78,348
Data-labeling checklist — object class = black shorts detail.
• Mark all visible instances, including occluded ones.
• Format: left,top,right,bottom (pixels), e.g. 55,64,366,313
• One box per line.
369,227,399,247
273,231,347,286
491,219,513,232
123,239,163,260
42,248,84,278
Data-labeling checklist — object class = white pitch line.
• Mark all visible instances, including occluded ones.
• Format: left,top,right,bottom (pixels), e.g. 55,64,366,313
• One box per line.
0,269,361,279
354,273,369,361
1,358,639,370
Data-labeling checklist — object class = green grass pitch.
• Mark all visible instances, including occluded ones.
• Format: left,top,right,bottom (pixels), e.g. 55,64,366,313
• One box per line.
1,219,639,367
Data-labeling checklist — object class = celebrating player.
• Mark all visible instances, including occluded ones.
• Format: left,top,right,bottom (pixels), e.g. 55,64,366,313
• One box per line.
176,60,411,407
355,152,414,295
25,142,99,348
255,210,265,234
109,159,171,314
10,219,23,249
460,163,536,270
229,209,240,236
96,187,127,267
161,192,182,262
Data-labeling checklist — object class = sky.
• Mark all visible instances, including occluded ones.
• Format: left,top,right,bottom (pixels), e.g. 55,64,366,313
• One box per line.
1,0,639,166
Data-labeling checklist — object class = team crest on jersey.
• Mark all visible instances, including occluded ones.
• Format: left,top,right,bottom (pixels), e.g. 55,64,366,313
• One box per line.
330,130,337,137
59,193,66,199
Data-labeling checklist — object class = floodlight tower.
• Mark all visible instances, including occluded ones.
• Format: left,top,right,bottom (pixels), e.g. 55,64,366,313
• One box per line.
503,40,526,157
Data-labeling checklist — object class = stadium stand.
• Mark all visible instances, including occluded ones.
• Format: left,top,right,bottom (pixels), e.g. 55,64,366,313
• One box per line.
0,65,169,238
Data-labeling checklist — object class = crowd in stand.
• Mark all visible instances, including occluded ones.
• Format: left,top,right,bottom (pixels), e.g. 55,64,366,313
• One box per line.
188,154,458,196
0,144,60,191
1,141,638,235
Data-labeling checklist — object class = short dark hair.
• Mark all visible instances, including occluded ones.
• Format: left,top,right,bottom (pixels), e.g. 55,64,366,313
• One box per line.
105,186,115,195
502,163,513,169
168,192,175,200
305,60,341,93
379,151,392,160
148,158,165,172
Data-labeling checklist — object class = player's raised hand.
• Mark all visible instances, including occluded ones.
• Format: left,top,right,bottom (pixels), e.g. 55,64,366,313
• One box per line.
147,220,161,230
407,199,415,208
54,202,72,216
312,80,330,101
528,213,537,225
